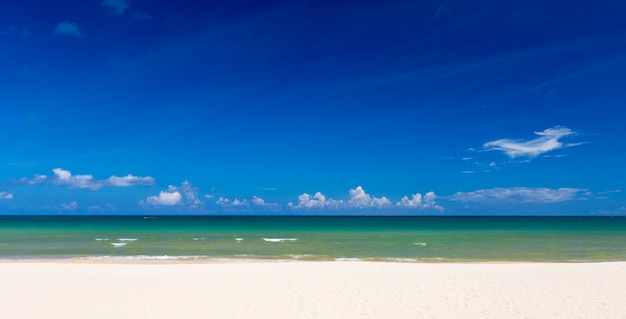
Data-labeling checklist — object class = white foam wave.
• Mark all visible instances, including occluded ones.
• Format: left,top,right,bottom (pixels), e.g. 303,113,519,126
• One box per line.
263,238,298,243
83,256,264,262
118,238,138,242
86,255,190,260
388,258,418,262
95,238,109,241
414,242,427,246
110,242,127,247
289,254,310,260
235,238,244,241
192,238,205,241
334,257,363,261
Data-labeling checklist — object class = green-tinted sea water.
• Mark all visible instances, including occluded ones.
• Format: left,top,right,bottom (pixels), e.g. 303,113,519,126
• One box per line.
1,216,625,262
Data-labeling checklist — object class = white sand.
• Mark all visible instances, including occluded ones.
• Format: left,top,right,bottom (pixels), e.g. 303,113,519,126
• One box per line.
1,261,625,319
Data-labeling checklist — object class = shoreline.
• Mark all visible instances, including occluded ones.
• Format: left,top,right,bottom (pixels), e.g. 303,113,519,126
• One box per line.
2,260,625,318
2,255,625,264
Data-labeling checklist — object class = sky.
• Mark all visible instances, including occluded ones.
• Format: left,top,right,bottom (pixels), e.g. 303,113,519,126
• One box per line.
1,0,625,215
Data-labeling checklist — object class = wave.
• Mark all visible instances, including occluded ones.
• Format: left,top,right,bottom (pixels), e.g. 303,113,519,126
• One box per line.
118,238,138,242
83,255,269,262
263,238,298,243
387,258,418,262
95,238,109,241
414,242,427,246
110,242,127,247
334,257,363,261
85,255,191,261
191,238,206,241
79,255,444,263
288,254,312,260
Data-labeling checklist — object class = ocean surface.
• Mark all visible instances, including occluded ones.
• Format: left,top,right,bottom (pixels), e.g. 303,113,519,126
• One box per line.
1,216,625,262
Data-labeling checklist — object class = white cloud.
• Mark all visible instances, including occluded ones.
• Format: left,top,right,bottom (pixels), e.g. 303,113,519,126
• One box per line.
252,196,281,210
251,196,266,205
451,187,586,203
20,168,155,190
397,192,443,211
0,191,13,200
289,186,442,211
145,186,182,206
52,168,97,189
483,126,578,158
348,186,391,208
106,174,156,187
54,21,83,37
142,181,205,208
289,191,344,209
102,0,130,14
216,197,249,208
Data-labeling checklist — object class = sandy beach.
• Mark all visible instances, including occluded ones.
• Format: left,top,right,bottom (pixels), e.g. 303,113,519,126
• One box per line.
1,261,625,319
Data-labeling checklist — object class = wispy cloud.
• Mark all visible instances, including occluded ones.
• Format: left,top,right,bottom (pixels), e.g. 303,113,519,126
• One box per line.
598,190,622,195
87,204,117,212
451,187,587,203
483,126,580,158
434,5,450,18
0,25,32,36
289,186,442,211
54,21,84,37
102,0,130,15
254,187,278,191
60,201,78,210
0,191,13,200
20,168,155,190
178,180,203,208
216,196,281,211
131,12,151,22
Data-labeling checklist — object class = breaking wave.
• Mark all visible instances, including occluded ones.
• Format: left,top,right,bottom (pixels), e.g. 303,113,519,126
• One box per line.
263,238,298,242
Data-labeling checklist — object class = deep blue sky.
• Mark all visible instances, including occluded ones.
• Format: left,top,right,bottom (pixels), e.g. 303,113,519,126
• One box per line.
1,0,625,215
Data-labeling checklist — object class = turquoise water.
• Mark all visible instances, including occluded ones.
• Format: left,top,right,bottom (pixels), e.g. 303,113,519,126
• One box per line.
1,216,625,262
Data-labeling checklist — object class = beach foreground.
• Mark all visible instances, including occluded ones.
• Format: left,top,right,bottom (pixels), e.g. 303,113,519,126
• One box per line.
1,261,625,319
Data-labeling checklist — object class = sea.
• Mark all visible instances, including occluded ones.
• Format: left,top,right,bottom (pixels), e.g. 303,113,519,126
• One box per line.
1,216,625,262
